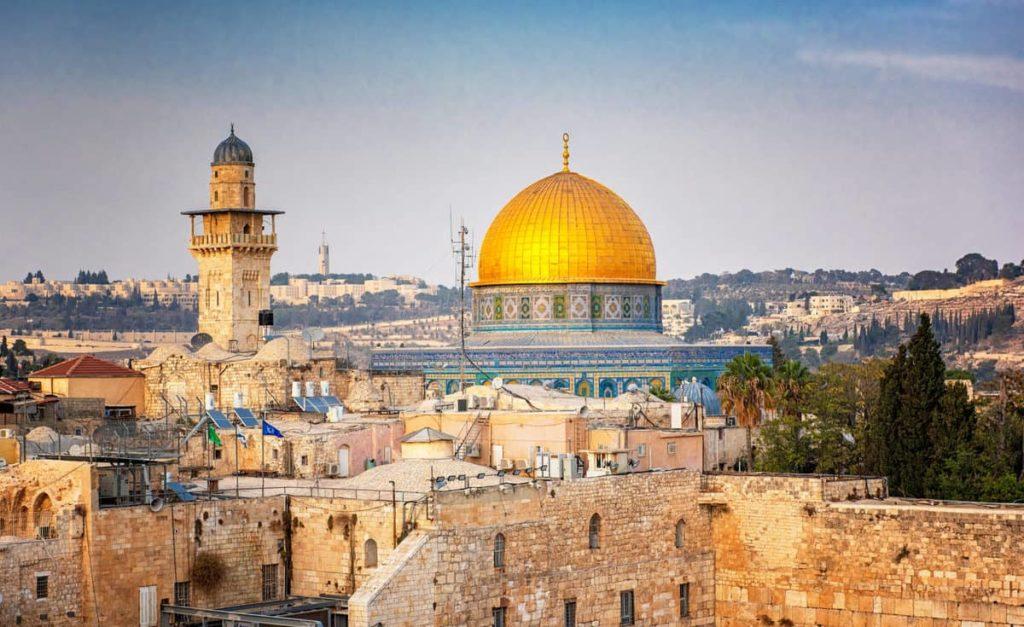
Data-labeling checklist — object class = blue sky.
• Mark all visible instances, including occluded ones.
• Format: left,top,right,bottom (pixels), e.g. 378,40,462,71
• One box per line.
1,1,1022,284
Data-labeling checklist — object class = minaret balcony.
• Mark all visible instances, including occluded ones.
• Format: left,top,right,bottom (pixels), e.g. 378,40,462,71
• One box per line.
189,233,278,251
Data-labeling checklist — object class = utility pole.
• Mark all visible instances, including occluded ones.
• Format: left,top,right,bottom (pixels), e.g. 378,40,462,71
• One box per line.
451,215,474,393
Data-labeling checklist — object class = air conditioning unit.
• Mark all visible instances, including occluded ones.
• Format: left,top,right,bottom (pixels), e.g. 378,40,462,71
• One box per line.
467,395,479,409
465,444,481,458
328,464,339,477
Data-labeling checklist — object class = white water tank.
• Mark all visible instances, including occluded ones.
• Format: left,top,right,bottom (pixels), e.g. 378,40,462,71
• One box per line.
291,381,301,398
671,403,683,429
233,392,244,408
320,380,330,396
305,381,315,397
204,393,215,411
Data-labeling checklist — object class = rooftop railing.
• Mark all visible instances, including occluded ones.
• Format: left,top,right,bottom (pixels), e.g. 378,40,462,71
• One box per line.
189,233,277,249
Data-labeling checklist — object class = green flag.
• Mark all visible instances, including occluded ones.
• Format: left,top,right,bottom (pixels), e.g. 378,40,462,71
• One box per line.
207,423,222,447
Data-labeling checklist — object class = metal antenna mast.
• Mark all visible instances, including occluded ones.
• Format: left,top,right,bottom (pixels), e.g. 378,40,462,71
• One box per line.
451,215,474,393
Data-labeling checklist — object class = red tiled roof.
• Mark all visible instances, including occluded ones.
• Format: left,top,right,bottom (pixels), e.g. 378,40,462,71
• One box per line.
29,354,142,378
0,378,30,394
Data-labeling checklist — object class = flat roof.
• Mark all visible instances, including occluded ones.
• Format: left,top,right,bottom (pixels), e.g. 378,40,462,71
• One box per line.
181,208,285,216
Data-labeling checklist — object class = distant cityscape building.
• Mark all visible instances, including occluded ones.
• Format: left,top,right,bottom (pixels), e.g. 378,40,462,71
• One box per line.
183,126,282,352
808,293,855,316
270,275,437,306
661,298,695,337
0,278,198,308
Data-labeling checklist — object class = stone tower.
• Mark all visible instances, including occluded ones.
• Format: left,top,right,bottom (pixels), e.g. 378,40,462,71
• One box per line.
183,126,282,352
318,231,330,276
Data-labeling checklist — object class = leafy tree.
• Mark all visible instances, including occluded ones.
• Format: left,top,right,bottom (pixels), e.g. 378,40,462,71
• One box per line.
718,353,774,470
955,253,998,284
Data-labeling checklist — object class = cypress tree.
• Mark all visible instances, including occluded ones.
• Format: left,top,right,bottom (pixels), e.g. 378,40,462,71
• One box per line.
872,313,946,497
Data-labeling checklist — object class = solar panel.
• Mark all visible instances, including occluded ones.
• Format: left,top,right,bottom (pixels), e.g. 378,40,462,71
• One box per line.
323,395,342,407
292,396,309,411
234,407,259,428
206,409,233,430
166,481,197,503
306,397,329,413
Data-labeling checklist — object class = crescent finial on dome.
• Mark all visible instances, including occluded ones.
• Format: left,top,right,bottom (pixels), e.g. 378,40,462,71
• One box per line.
562,132,570,172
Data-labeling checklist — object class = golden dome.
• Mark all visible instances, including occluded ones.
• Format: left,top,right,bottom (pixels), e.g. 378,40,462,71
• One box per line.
472,170,659,287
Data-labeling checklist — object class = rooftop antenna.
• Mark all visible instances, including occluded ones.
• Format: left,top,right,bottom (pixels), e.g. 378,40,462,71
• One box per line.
451,212,474,394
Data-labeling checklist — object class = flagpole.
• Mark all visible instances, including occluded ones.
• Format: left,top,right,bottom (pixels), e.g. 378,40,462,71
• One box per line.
261,414,266,498
234,424,240,499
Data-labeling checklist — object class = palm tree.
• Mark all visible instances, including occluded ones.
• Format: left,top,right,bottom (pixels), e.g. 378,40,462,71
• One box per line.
718,353,775,470
773,360,810,418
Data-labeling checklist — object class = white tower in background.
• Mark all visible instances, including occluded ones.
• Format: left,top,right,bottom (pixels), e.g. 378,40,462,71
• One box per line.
318,231,330,276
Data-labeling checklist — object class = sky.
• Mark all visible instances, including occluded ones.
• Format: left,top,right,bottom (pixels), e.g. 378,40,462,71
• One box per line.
1,1,1022,286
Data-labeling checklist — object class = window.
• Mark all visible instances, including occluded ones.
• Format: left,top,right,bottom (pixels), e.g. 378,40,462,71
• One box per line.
139,585,158,627
301,455,308,466
36,574,49,599
364,538,378,568
214,191,219,202
261,564,278,601
214,449,222,460
272,448,279,460
244,170,249,179
564,599,576,627
493,533,505,568
637,444,646,457
667,442,677,455
174,580,190,607
620,590,635,625
675,519,685,549
244,187,251,205
492,607,506,627
588,514,601,549
679,582,690,618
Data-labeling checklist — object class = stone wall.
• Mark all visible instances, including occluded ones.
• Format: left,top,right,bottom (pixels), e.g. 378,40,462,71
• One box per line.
351,470,715,626
289,494,427,597
347,531,436,627
706,473,1024,626
82,497,287,625
0,538,83,626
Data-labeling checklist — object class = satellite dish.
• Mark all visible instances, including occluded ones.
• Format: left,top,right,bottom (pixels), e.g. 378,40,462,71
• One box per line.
302,327,325,343
149,497,165,513
190,333,213,350
492,377,504,389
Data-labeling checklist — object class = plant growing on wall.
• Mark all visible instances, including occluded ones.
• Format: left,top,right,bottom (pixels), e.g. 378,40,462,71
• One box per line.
191,552,226,590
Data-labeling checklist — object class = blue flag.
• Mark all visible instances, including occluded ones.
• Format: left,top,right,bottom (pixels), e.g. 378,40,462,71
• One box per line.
262,420,284,438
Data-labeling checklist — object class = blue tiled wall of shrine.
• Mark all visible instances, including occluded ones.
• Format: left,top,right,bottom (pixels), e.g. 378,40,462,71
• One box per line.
370,344,772,398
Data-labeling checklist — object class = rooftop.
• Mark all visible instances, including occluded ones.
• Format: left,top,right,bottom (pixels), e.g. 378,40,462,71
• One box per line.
29,354,142,378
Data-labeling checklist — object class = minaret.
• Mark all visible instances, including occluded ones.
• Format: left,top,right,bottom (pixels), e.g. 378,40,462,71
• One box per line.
183,126,282,352
318,231,330,276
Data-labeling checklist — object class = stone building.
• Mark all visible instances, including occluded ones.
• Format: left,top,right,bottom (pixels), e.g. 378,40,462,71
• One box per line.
29,354,145,418
183,126,281,352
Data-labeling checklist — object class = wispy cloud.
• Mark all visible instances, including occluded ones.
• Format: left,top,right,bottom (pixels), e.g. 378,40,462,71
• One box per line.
799,49,1024,94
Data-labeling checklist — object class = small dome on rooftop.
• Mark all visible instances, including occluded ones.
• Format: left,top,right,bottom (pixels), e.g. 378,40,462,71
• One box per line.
212,124,253,165
675,378,722,416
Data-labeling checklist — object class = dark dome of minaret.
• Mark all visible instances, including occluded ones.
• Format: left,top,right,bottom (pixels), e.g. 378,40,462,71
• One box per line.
212,125,253,165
